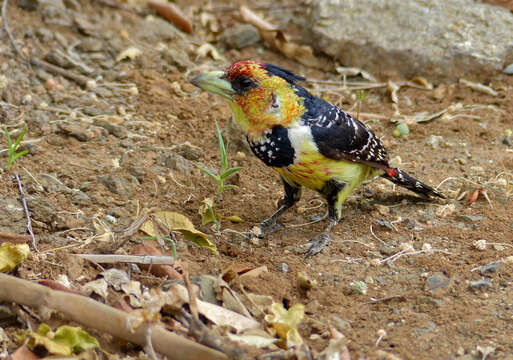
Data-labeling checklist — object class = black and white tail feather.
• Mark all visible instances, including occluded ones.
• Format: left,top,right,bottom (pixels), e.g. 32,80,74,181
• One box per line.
381,168,445,199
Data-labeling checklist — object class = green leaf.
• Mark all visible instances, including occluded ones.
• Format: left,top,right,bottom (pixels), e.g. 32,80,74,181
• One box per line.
53,326,100,353
14,126,27,150
3,126,12,149
13,150,28,162
220,167,242,180
222,184,238,191
215,122,228,170
197,165,220,182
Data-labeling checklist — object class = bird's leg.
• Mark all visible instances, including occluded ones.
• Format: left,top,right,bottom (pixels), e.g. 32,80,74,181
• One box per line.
256,177,302,238
305,180,345,258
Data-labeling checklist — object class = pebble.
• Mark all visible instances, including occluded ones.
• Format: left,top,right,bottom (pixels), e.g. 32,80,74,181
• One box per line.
469,279,492,290
504,63,513,74
425,135,444,149
44,50,74,69
277,262,289,273
27,196,57,224
456,215,483,223
332,316,352,332
221,24,261,50
426,272,451,293
478,261,502,275
411,321,438,336
99,175,133,196
57,123,91,142
94,120,127,139
174,141,203,161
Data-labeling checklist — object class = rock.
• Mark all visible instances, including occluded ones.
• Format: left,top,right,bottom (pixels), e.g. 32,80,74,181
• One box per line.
504,63,513,74
160,152,197,175
174,141,202,161
77,38,104,52
308,0,513,81
412,321,438,336
425,135,444,149
19,0,39,11
94,120,127,139
35,28,54,42
277,262,289,273
503,136,513,147
456,215,483,223
39,0,72,26
478,261,502,275
27,197,56,224
221,24,261,49
160,47,194,71
332,316,352,333
469,279,492,290
57,122,91,141
137,17,179,42
129,167,146,182
99,175,133,196
343,281,367,295
426,272,451,293
71,190,91,205
223,116,251,153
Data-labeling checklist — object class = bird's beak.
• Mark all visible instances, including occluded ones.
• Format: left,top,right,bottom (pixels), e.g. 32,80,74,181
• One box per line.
190,71,235,99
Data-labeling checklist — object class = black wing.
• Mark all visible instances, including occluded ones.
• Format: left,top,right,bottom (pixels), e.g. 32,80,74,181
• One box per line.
304,106,389,169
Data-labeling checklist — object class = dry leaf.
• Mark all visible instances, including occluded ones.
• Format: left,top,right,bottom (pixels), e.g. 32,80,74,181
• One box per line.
265,303,305,348
141,211,216,252
131,241,182,280
459,78,498,96
196,43,225,61
239,5,319,68
148,0,193,34
227,329,278,349
0,243,30,272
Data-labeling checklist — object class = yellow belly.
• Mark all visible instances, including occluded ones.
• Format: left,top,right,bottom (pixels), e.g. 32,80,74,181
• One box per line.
273,151,380,192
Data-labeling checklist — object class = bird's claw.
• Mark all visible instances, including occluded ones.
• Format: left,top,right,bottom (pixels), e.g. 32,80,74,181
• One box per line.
305,233,331,258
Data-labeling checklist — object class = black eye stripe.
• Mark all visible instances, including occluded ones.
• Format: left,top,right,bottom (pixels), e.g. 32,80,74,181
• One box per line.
231,76,257,95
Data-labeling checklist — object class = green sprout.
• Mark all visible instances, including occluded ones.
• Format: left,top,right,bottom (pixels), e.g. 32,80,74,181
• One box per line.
3,125,28,170
198,122,242,196
356,90,366,120
140,236,177,259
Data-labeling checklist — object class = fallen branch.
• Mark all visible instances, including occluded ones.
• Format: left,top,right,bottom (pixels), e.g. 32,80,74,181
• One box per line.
0,273,227,360
76,254,175,265
14,172,38,251
0,231,32,244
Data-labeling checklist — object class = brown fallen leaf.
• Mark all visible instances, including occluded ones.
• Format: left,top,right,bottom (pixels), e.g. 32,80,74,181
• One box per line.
222,264,268,283
148,0,193,34
239,6,319,68
131,241,182,280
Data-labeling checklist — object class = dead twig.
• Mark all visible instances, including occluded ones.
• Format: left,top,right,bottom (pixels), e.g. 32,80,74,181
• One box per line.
2,0,26,60
76,254,175,265
148,0,193,34
0,273,227,360
0,231,32,244
14,172,38,251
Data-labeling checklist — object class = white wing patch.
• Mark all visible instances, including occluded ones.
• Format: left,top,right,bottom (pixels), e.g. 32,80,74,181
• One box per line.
287,125,318,163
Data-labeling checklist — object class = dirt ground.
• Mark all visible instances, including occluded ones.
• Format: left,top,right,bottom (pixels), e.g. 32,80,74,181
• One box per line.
1,0,512,359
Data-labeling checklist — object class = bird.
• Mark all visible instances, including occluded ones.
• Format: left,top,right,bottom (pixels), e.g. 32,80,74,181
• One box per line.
190,60,444,257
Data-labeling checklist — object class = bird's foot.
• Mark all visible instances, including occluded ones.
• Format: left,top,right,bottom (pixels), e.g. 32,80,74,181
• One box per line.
247,220,284,239
305,232,332,258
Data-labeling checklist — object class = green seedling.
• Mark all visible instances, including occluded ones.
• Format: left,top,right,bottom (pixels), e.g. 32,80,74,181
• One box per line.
140,235,177,259
3,125,28,170
198,122,242,196
356,90,366,120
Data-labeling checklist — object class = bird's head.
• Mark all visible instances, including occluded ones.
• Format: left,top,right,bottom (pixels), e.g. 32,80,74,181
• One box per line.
190,61,307,137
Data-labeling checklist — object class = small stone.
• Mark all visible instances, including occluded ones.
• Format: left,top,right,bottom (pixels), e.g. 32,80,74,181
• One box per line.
99,175,133,196
174,141,202,161
457,215,483,223
27,197,57,224
425,135,444,149
503,136,513,147
478,261,502,275
44,50,74,69
277,262,289,273
332,316,352,332
57,123,91,142
343,281,367,295
297,271,317,290
412,321,438,336
221,24,261,49
94,120,127,138
426,272,451,293
469,279,492,290
129,167,146,182
35,28,54,42
504,63,513,74
71,190,91,205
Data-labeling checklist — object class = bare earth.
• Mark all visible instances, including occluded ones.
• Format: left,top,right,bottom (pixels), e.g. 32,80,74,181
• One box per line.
1,0,512,359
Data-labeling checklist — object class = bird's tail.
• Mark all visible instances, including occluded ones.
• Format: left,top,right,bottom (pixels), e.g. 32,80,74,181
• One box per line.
381,168,445,199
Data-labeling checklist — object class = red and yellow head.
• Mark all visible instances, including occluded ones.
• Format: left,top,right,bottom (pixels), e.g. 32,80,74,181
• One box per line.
191,61,306,137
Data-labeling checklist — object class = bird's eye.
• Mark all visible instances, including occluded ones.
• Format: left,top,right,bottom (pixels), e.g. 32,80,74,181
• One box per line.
232,76,257,95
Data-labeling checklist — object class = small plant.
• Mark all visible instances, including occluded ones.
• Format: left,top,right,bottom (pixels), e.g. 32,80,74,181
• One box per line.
356,90,366,120
198,122,242,196
3,125,28,170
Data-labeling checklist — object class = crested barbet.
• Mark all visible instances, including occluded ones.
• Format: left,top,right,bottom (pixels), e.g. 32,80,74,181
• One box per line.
191,61,444,257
